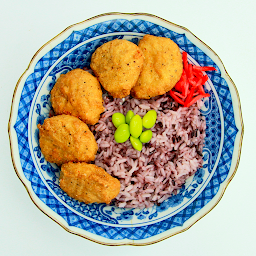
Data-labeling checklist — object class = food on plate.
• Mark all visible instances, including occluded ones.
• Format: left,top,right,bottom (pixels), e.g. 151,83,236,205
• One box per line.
139,130,153,143
51,68,104,125
91,93,206,208
111,109,156,150
129,114,143,138
169,51,215,107
130,136,142,151
114,123,130,143
112,112,126,128
90,39,144,98
142,109,157,129
125,110,134,124
37,34,210,209
59,162,120,204
131,35,183,99
37,115,97,165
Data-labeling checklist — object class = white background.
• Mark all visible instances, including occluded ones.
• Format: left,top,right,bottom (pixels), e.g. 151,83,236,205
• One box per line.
1,0,255,255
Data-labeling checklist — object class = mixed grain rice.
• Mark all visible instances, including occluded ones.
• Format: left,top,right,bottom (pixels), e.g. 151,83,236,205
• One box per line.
90,93,206,208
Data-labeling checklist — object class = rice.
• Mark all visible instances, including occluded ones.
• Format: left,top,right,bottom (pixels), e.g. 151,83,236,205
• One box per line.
90,93,206,209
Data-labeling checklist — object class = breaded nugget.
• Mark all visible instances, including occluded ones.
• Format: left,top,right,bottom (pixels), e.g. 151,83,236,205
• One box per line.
37,115,97,165
90,39,144,98
131,35,183,99
59,162,120,204
51,68,104,125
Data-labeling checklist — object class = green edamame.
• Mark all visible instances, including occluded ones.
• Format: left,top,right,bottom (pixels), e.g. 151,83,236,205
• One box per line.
129,114,143,138
142,110,157,129
140,130,153,143
112,113,126,128
114,124,130,143
125,110,134,124
130,136,143,151
112,109,156,150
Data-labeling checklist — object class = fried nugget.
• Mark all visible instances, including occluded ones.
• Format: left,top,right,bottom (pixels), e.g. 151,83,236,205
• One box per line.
131,35,183,99
90,39,144,98
37,115,97,165
51,68,104,125
59,162,120,204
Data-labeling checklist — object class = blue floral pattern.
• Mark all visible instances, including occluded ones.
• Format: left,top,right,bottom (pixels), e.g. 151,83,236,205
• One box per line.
13,17,239,241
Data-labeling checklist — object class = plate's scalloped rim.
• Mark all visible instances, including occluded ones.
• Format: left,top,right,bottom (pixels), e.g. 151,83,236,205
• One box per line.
8,12,244,246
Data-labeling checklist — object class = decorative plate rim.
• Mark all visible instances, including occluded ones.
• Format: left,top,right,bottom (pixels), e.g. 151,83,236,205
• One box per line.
8,12,244,246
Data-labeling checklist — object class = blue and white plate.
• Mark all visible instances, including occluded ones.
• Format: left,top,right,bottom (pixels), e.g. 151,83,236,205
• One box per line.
9,13,243,245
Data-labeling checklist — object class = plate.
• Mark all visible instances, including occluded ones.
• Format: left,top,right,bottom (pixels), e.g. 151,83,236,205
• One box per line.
8,12,243,245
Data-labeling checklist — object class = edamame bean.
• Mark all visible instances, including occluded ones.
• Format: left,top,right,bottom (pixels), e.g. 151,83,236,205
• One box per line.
140,130,153,143
114,124,130,143
142,110,157,129
129,114,143,138
112,113,125,128
130,136,143,151
125,110,134,124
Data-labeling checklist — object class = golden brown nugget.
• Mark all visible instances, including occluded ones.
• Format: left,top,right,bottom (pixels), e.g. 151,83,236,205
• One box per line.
51,68,104,125
37,115,97,165
131,35,183,99
59,162,120,204
90,39,144,98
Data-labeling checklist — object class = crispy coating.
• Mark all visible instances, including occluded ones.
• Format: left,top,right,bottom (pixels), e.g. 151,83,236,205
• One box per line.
51,68,104,125
131,35,183,99
59,162,120,204
37,115,97,165
90,39,144,98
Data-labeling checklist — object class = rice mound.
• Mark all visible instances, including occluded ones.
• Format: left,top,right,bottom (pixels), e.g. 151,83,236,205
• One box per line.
90,93,206,209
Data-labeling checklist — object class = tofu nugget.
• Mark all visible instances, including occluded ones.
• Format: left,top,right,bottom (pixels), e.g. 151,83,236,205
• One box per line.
90,39,144,98
51,68,104,125
37,115,97,165
131,35,183,99
59,162,120,204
